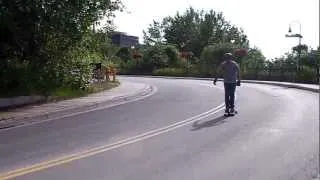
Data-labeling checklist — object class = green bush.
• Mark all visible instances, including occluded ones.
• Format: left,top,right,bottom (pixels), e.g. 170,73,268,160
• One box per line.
142,45,169,71
187,64,202,77
152,68,185,76
200,43,235,75
119,60,138,74
164,45,180,67
116,47,132,62
297,66,317,83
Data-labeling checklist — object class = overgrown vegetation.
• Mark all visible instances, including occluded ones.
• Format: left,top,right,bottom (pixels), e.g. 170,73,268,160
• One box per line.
0,0,123,97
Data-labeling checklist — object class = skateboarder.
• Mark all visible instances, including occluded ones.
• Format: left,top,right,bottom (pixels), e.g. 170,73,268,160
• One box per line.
213,53,241,116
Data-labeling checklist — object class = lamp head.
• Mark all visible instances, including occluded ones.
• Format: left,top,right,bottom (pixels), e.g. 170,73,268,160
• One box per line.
288,25,292,33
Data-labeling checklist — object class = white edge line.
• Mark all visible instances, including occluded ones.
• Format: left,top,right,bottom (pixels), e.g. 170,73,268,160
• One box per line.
0,86,158,132
196,83,224,90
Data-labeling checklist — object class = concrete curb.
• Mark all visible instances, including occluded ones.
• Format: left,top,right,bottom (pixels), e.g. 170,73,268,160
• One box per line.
0,83,155,129
241,80,319,93
0,96,46,109
122,75,319,93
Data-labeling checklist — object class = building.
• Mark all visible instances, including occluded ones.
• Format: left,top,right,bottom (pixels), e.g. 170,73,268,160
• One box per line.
111,32,139,48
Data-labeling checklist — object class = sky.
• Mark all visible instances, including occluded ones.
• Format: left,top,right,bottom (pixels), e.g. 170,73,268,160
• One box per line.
111,0,319,59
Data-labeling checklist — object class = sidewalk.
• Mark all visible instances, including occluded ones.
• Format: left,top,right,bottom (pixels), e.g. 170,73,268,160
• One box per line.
0,81,155,129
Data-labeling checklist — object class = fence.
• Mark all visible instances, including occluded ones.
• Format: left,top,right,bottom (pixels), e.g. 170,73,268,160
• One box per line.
242,66,319,84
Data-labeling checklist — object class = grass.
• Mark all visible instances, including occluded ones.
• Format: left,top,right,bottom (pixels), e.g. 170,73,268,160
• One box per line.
50,80,120,101
51,88,87,99
0,80,120,112
152,68,186,76
87,80,120,94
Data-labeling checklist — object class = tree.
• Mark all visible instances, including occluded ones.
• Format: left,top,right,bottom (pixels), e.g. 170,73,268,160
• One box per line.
143,20,165,45
143,7,249,58
141,44,169,72
0,0,123,95
116,47,131,62
200,42,235,75
292,44,308,55
241,47,266,78
243,48,266,69
1,0,122,62
162,7,201,54
138,7,252,77
163,45,180,67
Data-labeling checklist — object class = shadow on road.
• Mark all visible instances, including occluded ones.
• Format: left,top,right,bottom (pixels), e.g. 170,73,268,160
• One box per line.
191,115,228,131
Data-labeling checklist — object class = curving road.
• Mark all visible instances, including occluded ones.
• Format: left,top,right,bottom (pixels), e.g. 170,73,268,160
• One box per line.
0,77,318,180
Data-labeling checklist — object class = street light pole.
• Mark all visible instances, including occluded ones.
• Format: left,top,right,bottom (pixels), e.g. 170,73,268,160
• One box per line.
285,21,303,78
296,23,302,72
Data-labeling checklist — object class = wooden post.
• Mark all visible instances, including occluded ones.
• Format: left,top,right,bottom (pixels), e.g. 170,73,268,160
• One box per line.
106,67,110,81
111,67,116,82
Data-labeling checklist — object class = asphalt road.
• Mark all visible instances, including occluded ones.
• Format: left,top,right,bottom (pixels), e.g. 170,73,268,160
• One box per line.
0,77,318,180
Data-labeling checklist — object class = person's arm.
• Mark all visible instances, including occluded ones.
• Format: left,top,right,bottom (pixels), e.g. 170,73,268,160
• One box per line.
236,63,241,86
213,63,223,85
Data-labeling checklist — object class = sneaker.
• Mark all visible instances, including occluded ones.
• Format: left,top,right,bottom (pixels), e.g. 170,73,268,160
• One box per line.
230,108,237,114
224,108,230,117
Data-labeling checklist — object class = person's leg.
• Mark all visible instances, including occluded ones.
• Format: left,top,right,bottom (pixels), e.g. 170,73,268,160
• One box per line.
229,83,236,110
224,83,230,112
